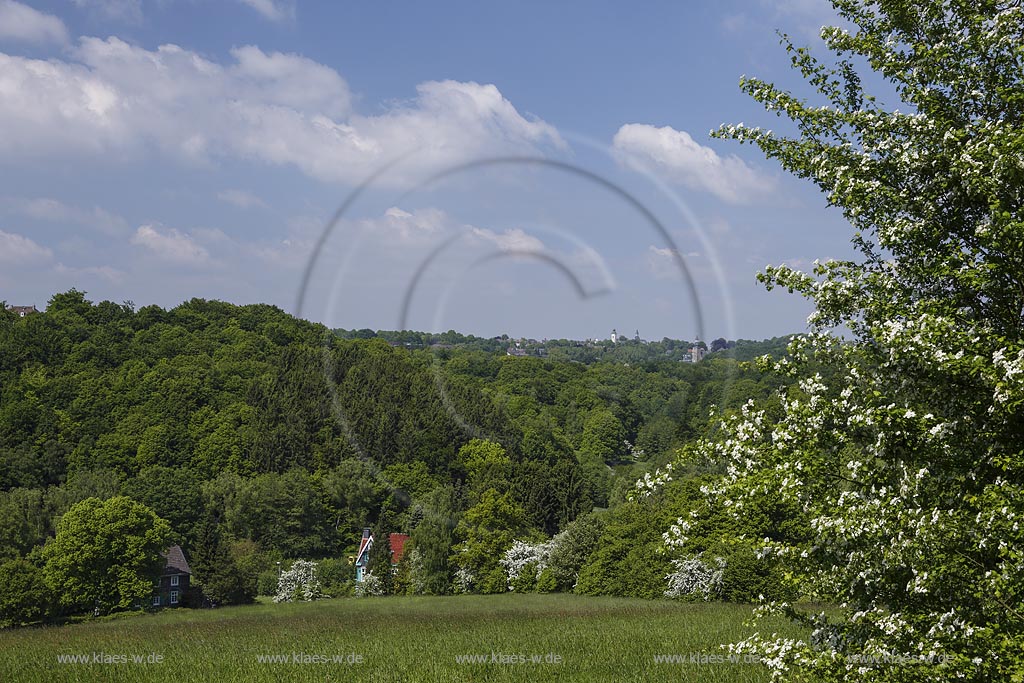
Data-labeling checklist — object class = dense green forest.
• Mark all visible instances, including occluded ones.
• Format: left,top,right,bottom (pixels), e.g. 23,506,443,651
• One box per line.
0,291,797,623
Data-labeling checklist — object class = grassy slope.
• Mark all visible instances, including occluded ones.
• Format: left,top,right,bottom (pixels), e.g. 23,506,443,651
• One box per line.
0,594,805,682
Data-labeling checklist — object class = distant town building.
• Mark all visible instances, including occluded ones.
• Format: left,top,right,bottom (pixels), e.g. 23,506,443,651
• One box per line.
507,340,529,357
6,305,38,317
610,329,619,344
690,345,705,363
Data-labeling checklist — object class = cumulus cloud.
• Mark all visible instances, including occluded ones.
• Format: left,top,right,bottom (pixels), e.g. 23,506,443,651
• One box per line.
612,123,775,204
0,37,563,186
0,0,68,44
0,229,53,264
647,245,701,280
237,0,295,22
471,227,546,253
358,207,550,255
130,224,210,265
360,207,448,243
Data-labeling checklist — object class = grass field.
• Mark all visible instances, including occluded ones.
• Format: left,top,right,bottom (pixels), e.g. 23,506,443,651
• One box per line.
0,594,805,682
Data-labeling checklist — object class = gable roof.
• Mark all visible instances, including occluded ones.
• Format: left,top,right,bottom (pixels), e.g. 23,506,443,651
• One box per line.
389,533,410,564
161,545,191,575
355,534,373,566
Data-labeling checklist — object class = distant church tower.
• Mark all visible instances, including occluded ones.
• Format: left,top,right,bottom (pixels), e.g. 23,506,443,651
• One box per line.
635,329,640,341
611,328,618,344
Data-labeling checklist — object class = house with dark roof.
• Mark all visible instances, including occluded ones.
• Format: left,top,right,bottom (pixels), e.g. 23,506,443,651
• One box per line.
6,305,38,317
353,528,411,582
152,545,191,607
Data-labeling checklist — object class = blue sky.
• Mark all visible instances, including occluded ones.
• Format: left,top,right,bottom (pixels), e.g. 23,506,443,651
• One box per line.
0,0,857,341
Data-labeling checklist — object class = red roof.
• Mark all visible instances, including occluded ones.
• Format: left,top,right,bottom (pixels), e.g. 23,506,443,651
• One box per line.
389,533,410,564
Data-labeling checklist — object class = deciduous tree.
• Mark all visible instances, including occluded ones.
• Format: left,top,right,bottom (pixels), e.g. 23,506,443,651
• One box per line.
43,496,172,615
651,1,1024,679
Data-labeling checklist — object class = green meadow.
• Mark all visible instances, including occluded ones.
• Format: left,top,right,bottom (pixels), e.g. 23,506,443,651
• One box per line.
0,594,805,682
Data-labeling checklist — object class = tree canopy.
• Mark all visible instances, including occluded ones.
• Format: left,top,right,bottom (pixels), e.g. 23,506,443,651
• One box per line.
652,1,1024,680
43,496,172,614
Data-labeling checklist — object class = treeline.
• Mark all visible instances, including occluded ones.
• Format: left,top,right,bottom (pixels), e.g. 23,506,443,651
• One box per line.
336,327,794,366
0,292,796,625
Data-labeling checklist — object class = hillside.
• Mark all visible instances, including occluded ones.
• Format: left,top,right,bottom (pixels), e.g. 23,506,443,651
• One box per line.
0,291,796,621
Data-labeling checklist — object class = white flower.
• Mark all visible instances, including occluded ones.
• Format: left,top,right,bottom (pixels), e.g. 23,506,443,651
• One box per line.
274,560,325,602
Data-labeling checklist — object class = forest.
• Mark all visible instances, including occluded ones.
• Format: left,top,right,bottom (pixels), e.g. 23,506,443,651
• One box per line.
0,291,798,622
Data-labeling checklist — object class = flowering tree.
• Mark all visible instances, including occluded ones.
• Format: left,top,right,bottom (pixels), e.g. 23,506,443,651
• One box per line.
354,570,385,597
273,560,324,603
647,1,1024,680
452,565,475,595
664,554,726,601
499,539,554,591
450,489,535,594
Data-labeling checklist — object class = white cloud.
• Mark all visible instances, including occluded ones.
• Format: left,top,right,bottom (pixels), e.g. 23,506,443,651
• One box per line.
0,37,563,186
71,0,142,23
237,0,295,22
358,207,550,255
612,123,775,204
0,229,53,264
2,197,128,235
217,189,267,209
358,207,447,244
471,227,545,253
130,224,210,265
647,245,701,280
74,0,296,24
229,44,351,117
0,0,68,44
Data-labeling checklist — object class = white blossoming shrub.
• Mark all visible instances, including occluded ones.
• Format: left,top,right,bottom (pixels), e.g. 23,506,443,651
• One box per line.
273,560,325,603
452,566,475,595
405,548,428,596
644,2,1024,680
665,554,726,600
354,570,384,597
499,540,554,592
